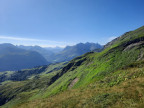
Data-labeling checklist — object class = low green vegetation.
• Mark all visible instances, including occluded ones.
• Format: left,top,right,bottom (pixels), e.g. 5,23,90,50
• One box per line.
0,62,66,107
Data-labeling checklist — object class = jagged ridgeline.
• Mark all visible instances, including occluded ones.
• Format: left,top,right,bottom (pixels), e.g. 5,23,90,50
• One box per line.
0,26,144,108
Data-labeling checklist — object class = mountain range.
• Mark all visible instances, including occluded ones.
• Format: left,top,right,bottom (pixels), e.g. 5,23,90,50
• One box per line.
0,43,49,72
17,45,57,62
46,42,102,63
18,42,102,63
0,26,144,107
0,42,102,72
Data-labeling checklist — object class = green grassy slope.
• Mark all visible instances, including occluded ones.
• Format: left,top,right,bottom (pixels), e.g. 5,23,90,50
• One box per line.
0,62,66,107
1,26,144,108
39,26,144,98
15,62,144,108
0,62,66,83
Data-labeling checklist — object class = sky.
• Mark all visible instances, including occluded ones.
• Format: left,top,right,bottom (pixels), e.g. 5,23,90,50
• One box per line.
0,0,144,47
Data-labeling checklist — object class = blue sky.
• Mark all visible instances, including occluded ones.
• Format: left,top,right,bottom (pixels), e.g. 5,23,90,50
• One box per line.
0,0,144,47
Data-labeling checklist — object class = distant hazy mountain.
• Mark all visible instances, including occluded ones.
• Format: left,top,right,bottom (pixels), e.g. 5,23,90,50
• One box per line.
0,43,48,72
48,42,103,63
18,45,63,61
17,43,102,63
45,47,63,53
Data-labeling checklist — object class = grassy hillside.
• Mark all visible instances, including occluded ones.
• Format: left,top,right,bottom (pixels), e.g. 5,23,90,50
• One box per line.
1,26,144,108
39,26,144,98
15,62,144,108
0,62,66,107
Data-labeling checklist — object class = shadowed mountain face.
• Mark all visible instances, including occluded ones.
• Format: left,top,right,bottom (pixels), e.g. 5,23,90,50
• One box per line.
0,43,49,72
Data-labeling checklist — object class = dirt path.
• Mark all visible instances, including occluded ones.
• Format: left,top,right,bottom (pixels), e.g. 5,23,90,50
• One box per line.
68,78,79,89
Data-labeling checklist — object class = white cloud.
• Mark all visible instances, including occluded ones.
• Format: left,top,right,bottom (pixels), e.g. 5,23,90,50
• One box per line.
0,35,74,47
0,36,64,43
